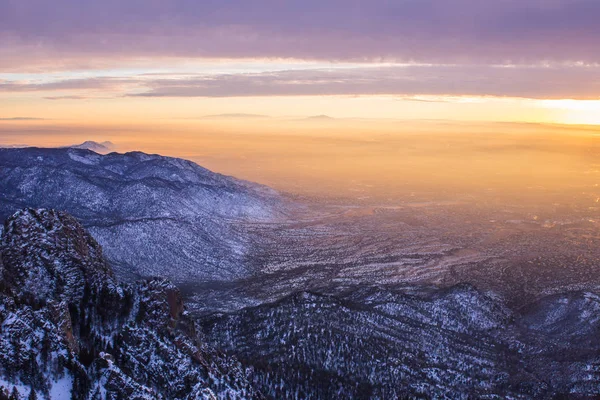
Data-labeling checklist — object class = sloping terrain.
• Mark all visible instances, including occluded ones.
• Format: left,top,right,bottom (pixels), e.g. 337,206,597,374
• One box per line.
0,208,261,399
1,147,599,399
0,147,285,282
201,284,600,399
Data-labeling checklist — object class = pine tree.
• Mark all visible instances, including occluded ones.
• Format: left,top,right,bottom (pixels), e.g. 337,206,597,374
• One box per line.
27,390,36,400
9,387,19,400
41,333,51,366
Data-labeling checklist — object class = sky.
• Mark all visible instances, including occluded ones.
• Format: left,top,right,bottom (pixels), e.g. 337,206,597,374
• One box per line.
0,0,599,202
1,0,600,125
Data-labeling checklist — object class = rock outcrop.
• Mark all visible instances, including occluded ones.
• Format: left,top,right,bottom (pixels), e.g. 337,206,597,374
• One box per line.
0,209,261,399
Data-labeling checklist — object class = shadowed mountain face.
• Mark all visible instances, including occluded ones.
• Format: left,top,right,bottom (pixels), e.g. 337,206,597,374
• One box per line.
0,147,285,283
0,208,261,399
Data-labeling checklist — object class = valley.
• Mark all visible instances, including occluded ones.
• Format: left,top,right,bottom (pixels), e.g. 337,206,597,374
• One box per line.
0,146,598,398
185,196,600,315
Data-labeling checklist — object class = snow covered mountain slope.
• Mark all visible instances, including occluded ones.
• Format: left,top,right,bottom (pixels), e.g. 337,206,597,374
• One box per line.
201,284,600,399
0,208,262,399
0,147,285,282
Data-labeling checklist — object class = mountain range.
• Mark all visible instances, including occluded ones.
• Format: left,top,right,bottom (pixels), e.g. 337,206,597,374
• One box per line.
1,147,600,399
202,284,600,398
0,147,285,284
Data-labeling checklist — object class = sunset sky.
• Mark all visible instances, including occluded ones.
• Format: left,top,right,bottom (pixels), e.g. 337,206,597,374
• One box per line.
1,0,600,125
1,0,599,200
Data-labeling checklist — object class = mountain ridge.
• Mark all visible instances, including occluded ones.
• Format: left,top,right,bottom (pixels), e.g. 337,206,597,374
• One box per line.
0,147,287,286
201,282,600,399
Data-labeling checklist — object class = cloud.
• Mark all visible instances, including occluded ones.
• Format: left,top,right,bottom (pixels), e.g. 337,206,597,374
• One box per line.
0,117,46,121
2,64,599,100
43,95,88,100
43,95,111,100
0,77,135,92
126,64,600,99
304,115,336,121
1,0,600,70
201,113,271,120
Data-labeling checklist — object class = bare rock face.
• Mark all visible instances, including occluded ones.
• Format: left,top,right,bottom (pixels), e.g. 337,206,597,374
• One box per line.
0,209,261,399
1,209,116,304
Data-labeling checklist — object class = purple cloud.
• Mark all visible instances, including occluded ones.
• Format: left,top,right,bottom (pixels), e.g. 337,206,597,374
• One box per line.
43,95,93,100
128,65,600,99
3,64,599,99
1,0,600,70
0,117,46,121
0,77,136,92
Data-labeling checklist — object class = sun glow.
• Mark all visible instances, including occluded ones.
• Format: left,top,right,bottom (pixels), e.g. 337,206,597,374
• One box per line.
541,99,600,125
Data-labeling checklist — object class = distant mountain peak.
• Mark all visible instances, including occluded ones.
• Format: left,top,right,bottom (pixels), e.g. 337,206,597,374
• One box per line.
305,114,335,120
67,140,115,153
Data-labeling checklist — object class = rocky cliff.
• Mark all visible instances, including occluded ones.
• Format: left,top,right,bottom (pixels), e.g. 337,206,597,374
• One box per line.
0,209,261,399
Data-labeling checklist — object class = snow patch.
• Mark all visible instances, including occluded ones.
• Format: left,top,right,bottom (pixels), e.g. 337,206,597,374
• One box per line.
68,151,100,165
49,374,73,399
